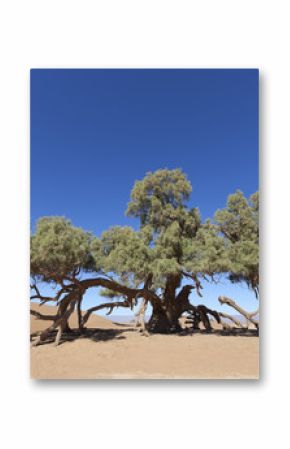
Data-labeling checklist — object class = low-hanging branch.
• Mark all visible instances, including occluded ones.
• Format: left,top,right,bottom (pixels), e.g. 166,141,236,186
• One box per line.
218,295,259,329
186,304,220,331
218,312,246,329
82,299,131,325
30,275,163,345
30,283,75,305
30,309,57,321
181,272,203,297
30,284,59,305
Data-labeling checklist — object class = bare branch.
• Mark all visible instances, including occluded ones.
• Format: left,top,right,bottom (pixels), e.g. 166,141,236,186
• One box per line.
176,285,194,303
218,312,246,329
30,284,60,304
30,309,57,321
83,300,131,325
181,272,203,297
30,282,77,306
218,296,259,329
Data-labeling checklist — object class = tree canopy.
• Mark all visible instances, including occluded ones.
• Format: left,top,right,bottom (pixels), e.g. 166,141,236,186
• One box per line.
30,216,95,283
214,190,259,296
30,168,259,344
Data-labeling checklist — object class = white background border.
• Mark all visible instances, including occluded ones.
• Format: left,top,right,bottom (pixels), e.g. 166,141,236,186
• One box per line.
0,1,289,448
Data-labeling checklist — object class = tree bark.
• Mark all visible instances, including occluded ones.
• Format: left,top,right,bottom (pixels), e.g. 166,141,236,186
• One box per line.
148,303,183,333
62,317,72,333
148,309,174,333
148,282,198,333
53,300,76,346
31,291,78,346
77,295,83,333
134,298,148,332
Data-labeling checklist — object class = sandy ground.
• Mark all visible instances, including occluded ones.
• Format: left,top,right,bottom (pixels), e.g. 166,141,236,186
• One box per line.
30,304,259,379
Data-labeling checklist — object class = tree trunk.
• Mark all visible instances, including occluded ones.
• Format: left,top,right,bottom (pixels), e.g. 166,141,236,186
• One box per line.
147,282,194,333
135,298,148,332
77,296,84,333
148,306,182,333
62,317,72,333
31,292,78,346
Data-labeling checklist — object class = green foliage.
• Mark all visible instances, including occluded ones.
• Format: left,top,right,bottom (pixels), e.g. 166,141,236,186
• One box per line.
124,168,202,287
31,171,259,298
126,168,192,230
183,221,229,275
31,217,94,282
214,190,259,292
215,190,258,242
149,257,181,288
96,226,152,286
99,288,123,299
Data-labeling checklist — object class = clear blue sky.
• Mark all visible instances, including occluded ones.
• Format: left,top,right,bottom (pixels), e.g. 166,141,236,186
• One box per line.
31,69,259,316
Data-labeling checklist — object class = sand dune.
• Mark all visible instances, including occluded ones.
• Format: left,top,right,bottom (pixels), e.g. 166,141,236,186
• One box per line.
30,302,118,333
30,304,259,379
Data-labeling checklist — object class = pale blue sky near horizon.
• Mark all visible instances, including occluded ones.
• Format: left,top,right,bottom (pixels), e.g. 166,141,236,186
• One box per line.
30,69,259,315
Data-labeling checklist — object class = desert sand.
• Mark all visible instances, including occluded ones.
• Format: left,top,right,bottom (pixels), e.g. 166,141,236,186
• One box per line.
30,303,259,379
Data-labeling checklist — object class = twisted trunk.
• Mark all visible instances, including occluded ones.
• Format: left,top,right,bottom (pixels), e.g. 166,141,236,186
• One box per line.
148,305,181,333
62,316,72,333
148,281,193,333
31,290,79,346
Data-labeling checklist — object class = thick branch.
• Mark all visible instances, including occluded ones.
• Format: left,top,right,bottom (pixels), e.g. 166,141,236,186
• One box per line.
134,298,148,332
218,296,259,329
31,276,162,345
144,273,153,290
30,284,58,304
176,285,194,303
82,300,131,325
30,309,57,321
182,272,203,297
77,295,84,331
30,283,74,305
164,274,182,303
198,305,221,324
31,298,77,346
218,312,246,329
79,277,160,307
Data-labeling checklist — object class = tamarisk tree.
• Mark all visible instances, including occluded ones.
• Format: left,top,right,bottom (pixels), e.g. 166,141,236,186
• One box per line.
30,169,259,345
214,190,259,297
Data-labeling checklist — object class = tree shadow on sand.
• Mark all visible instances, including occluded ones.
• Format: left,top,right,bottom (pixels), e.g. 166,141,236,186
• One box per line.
30,327,136,347
178,328,259,338
31,324,258,347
